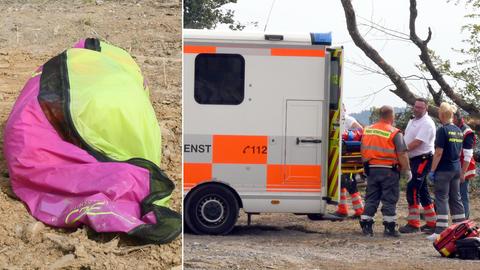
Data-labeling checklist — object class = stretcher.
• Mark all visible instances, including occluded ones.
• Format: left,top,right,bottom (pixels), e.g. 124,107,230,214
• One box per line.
342,141,365,183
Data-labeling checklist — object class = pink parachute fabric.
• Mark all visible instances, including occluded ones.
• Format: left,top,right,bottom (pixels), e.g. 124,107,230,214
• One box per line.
3,39,181,244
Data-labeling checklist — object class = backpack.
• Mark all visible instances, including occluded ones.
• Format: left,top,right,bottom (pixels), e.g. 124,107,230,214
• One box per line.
456,237,480,260
433,220,479,257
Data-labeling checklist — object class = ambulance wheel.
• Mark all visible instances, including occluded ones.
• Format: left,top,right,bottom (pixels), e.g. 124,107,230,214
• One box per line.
185,184,239,235
183,219,192,234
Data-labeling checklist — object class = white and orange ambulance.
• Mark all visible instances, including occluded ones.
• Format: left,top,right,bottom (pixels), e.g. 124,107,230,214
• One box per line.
183,29,344,234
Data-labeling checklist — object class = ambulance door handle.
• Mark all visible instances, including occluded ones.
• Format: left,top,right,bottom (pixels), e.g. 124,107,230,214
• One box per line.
296,138,322,144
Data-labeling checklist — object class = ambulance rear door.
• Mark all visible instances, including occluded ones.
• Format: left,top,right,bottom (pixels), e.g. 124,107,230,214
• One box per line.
325,47,344,205
284,100,325,193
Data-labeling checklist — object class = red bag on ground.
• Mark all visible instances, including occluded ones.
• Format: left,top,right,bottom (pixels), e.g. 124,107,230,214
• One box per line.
433,220,479,257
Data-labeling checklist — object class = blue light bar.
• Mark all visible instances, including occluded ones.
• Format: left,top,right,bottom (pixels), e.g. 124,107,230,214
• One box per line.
310,32,332,45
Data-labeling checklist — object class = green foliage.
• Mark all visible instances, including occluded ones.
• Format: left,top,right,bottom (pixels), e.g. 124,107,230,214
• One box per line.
425,1,480,107
368,106,413,126
449,0,480,7
367,107,411,131
395,107,413,131
452,20,480,100
183,0,246,30
368,106,380,124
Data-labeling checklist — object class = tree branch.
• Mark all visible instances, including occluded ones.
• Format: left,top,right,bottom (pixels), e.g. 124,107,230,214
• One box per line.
357,23,410,41
426,81,443,106
340,0,480,132
340,0,420,111
357,15,410,39
409,0,479,114
347,60,436,82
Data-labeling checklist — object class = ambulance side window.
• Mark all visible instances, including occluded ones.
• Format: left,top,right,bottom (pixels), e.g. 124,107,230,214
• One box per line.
329,58,340,110
194,53,245,105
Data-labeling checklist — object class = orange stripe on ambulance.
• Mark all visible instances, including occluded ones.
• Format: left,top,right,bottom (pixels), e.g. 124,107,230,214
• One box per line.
183,29,343,235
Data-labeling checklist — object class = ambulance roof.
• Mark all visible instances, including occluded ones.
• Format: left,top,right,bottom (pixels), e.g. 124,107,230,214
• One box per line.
183,29,332,46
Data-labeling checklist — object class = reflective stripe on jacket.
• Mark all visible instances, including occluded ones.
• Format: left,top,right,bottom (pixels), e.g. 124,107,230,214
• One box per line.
461,125,476,179
361,120,400,166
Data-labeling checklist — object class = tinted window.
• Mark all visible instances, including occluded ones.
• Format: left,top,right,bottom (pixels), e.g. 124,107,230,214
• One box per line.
194,54,245,105
329,57,340,110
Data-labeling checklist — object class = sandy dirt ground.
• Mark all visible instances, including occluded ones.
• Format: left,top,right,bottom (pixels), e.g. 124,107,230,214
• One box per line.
0,1,182,269
185,189,480,270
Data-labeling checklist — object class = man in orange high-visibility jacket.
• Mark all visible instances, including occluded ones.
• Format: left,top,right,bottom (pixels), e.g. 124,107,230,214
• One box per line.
360,106,412,237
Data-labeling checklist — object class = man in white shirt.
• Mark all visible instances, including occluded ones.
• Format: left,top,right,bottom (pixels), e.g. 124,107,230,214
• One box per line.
345,114,363,131
341,103,363,133
399,98,437,234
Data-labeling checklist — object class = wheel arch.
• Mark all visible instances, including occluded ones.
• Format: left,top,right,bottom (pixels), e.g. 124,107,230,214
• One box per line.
184,181,243,209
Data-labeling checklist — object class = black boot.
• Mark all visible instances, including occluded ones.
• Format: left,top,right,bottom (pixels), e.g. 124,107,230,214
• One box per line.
383,221,400,237
399,224,420,234
360,219,374,237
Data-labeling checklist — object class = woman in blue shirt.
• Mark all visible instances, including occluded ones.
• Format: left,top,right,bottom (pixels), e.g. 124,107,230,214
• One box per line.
426,103,465,241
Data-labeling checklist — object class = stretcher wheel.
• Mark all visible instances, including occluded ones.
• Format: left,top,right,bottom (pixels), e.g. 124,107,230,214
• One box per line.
184,184,239,235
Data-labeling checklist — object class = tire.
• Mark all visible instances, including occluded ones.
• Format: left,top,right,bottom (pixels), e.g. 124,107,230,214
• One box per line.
184,194,199,235
184,184,239,235
183,218,193,234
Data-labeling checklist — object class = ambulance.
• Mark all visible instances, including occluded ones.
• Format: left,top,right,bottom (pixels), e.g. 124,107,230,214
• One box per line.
183,29,344,235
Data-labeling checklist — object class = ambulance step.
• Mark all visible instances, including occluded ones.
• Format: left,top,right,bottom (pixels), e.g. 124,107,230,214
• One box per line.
307,213,344,222
246,213,260,226
322,197,339,205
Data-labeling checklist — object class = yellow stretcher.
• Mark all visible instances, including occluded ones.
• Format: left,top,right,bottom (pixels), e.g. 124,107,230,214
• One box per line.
341,152,364,174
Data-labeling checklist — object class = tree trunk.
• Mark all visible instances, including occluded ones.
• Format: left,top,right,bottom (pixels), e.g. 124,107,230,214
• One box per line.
340,0,480,132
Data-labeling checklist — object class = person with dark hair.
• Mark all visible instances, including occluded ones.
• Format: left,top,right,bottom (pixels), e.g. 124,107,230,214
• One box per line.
453,110,476,219
399,98,437,234
426,103,465,241
359,106,411,237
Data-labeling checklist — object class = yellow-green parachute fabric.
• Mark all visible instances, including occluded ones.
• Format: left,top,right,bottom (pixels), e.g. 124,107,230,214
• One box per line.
4,38,180,244
68,42,162,166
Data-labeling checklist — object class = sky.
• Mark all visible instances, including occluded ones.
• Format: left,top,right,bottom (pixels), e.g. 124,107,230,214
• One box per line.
213,0,473,113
